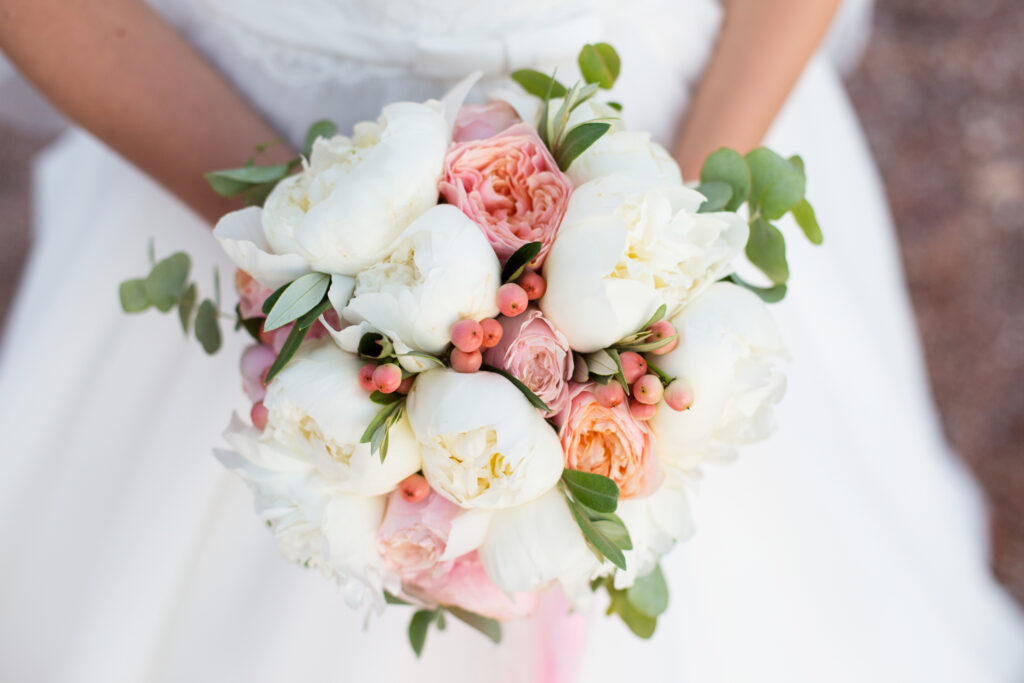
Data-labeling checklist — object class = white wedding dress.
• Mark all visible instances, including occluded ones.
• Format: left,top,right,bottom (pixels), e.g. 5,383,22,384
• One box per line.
1,1,1022,681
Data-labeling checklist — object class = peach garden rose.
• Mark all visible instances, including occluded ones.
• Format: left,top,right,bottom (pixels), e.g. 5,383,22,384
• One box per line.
439,123,573,265
558,382,661,499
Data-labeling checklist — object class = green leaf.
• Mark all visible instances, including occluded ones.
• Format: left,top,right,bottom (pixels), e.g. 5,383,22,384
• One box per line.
481,365,552,413
144,253,191,312
609,589,657,638
384,591,412,606
360,402,402,446
745,148,805,220
638,304,667,332
397,351,445,368
178,282,197,333
204,164,291,197
408,610,434,658
569,500,628,570
119,279,150,313
261,283,288,315
746,217,789,285
358,332,395,360
725,273,788,303
562,470,620,513
695,181,733,213
593,516,632,550
555,122,611,171
619,334,678,354
445,606,502,644
788,154,805,174
606,101,623,112
242,182,277,208
602,347,630,392
263,272,330,332
700,148,750,212
627,565,669,617
791,198,823,245
578,43,621,89
194,299,222,354
295,296,332,330
264,322,309,383
501,241,543,282
303,119,338,157
370,390,404,405
510,69,568,99
235,303,264,342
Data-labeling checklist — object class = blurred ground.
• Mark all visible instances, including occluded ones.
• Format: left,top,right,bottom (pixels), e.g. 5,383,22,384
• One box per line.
0,0,1022,603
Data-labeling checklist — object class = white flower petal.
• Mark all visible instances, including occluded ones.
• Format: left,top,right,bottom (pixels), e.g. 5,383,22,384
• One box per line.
321,492,390,610
614,471,694,589
567,131,682,188
213,206,312,289
440,509,493,561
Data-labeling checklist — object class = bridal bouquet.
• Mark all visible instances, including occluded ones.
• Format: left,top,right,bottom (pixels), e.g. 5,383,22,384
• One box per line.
120,44,821,653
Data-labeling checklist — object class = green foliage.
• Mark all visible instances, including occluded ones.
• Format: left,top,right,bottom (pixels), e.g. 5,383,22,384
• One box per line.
303,119,339,157
235,304,264,343
746,217,789,285
403,603,501,656
578,43,621,89
481,365,552,413
511,69,568,99
445,606,502,644
791,198,823,245
700,148,750,212
695,181,733,213
263,272,330,332
204,164,294,207
607,584,658,638
555,121,611,171
601,347,630,392
408,610,434,657
725,274,788,303
626,565,669,617
561,470,619,513
178,283,197,333
264,322,309,383
360,400,405,462
119,279,149,313
194,299,222,354
501,241,543,282
745,148,806,221
145,253,191,312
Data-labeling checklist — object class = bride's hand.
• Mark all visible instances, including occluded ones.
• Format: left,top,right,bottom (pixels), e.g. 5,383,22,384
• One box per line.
673,0,843,179
0,0,293,224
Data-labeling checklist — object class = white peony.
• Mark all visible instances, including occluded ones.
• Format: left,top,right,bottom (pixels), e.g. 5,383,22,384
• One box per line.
478,487,603,605
216,416,391,609
262,341,421,495
213,80,477,285
613,471,694,589
540,174,748,352
405,368,563,509
567,131,682,188
340,205,501,356
651,282,787,469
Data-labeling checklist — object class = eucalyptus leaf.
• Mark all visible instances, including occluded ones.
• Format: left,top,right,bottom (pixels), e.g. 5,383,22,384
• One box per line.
627,565,669,617
501,241,543,282
562,470,620,513
445,606,502,644
119,279,149,313
510,69,567,99
242,182,278,208
745,148,805,220
569,499,627,570
178,282,197,333
700,148,750,212
555,122,611,171
204,164,291,198
303,119,339,157
609,589,657,638
695,181,733,213
264,322,309,383
746,217,790,285
145,252,191,312
725,274,788,304
408,610,434,658
194,299,222,355
264,272,330,332
791,198,823,245
788,154,805,174
481,365,552,413
578,42,621,89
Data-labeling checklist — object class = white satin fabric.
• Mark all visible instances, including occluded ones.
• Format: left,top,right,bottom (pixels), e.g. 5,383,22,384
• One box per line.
0,1,1022,682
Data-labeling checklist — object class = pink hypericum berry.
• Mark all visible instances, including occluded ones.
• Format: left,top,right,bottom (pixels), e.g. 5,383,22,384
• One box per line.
373,363,403,394
451,318,484,353
451,348,483,373
632,374,664,405
480,318,504,349
251,400,269,430
397,376,415,395
620,351,648,385
594,381,626,408
497,283,529,317
664,379,695,412
399,473,430,503
648,320,679,356
518,270,547,300
629,399,657,421
359,363,377,392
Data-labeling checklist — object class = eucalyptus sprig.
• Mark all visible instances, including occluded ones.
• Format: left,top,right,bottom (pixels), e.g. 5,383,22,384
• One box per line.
385,592,502,657
592,564,669,638
697,147,824,302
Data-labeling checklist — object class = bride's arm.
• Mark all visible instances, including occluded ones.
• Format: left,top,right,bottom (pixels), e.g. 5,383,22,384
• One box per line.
673,0,843,179
0,0,292,223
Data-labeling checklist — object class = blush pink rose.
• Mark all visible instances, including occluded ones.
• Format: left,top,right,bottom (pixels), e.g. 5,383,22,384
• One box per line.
558,382,661,499
439,123,572,266
452,101,521,143
235,269,274,320
411,552,539,621
377,489,461,576
482,309,574,417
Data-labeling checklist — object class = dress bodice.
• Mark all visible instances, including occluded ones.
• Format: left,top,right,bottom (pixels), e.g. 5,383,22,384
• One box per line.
146,0,725,149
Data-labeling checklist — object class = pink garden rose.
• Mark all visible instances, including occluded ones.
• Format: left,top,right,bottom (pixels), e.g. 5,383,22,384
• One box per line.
377,489,461,576
411,552,539,621
240,344,276,402
482,309,574,417
439,123,573,265
452,101,521,143
558,383,661,499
